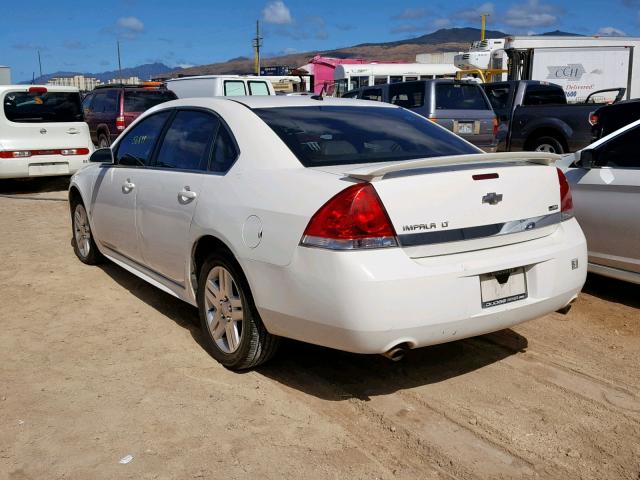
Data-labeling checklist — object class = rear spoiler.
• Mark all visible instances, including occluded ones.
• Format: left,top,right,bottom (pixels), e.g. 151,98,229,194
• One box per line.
345,152,561,181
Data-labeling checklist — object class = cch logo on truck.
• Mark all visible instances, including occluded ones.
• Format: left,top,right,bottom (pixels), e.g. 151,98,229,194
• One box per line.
546,63,587,80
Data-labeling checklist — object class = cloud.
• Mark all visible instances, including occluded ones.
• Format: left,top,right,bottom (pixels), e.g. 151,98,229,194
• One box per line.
596,26,627,36
390,24,427,34
503,0,561,28
393,8,428,20
266,14,327,40
433,18,452,28
457,2,495,21
176,63,195,68
262,1,292,25
12,42,47,51
117,16,145,33
64,40,86,50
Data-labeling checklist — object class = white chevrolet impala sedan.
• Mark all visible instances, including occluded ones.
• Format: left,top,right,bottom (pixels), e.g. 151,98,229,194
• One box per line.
69,96,587,369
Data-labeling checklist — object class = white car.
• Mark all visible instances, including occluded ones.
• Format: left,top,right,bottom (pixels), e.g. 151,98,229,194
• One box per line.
0,85,93,179
69,96,587,369
559,118,640,284
166,75,275,98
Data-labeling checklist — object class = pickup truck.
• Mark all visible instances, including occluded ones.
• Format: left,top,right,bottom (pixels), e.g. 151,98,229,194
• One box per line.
483,80,624,153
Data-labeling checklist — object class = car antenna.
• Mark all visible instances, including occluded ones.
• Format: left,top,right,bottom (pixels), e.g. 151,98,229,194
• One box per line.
310,85,325,101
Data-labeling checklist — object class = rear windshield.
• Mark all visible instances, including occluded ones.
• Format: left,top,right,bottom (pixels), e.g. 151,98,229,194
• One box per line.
253,106,479,167
123,90,177,112
3,91,83,123
435,84,489,110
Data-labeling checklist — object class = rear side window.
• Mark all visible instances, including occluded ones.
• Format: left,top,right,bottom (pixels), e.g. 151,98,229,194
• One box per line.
484,85,511,110
224,81,247,96
361,88,383,102
3,91,83,123
389,82,424,108
523,84,566,106
90,91,118,113
254,106,479,167
124,90,177,112
435,84,489,110
248,81,270,96
155,110,219,171
210,125,239,173
114,111,171,167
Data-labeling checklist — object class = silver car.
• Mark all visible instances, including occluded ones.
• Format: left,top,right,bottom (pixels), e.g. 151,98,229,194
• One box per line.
343,80,498,152
559,119,640,284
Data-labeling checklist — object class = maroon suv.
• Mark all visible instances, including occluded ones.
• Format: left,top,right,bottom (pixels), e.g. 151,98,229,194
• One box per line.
82,85,177,147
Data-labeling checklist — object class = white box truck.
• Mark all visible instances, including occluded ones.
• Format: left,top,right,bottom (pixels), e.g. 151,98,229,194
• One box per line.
504,36,640,102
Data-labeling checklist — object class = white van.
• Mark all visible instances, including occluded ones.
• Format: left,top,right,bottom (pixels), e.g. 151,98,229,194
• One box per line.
0,85,93,179
166,75,275,98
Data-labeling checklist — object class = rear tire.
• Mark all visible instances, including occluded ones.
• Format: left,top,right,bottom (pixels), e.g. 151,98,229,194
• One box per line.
71,201,104,265
197,252,279,370
98,133,110,148
530,136,564,154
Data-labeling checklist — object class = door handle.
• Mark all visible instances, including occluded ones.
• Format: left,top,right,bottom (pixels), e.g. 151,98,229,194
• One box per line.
178,187,197,203
122,179,135,194
66,128,80,134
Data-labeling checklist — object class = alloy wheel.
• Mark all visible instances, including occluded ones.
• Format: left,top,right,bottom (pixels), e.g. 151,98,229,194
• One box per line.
204,266,244,353
73,204,91,258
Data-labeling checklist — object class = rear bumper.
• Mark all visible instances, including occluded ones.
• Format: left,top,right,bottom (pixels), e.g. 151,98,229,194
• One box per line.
0,155,90,179
245,218,587,354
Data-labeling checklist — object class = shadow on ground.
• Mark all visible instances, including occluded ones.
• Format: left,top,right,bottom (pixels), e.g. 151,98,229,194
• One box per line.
0,176,70,195
98,260,528,401
583,272,639,309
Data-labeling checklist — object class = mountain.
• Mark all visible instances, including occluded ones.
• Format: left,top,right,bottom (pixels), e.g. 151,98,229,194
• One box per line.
22,63,180,85
168,28,505,78
541,30,583,37
355,28,509,48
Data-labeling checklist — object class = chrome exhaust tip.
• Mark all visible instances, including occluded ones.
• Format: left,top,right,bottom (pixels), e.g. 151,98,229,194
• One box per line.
382,346,406,362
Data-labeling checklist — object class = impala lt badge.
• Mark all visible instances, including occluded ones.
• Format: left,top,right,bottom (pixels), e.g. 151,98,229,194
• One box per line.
482,192,503,205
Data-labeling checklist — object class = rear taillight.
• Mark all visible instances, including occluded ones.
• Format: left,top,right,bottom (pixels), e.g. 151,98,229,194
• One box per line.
588,112,599,126
0,148,89,158
492,117,499,137
557,168,574,220
301,183,398,250
0,150,31,158
61,148,90,156
116,116,126,131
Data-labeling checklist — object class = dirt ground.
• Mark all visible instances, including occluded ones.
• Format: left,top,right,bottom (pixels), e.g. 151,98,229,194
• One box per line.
1,177,639,480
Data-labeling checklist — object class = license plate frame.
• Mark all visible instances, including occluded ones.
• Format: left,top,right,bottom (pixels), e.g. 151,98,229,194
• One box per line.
457,122,474,135
480,267,528,309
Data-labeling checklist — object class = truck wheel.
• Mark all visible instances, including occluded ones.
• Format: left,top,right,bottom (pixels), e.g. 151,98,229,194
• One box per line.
531,136,564,154
98,133,110,148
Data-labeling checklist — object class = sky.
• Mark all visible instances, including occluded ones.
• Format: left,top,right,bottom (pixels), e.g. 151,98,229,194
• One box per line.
1,0,637,82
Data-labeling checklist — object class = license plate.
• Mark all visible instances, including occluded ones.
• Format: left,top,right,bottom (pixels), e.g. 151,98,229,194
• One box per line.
28,163,69,176
480,267,527,309
457,122,474,135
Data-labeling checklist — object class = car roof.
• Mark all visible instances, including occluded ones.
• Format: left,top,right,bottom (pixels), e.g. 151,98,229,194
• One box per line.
226,95,397,109
0,85,79,93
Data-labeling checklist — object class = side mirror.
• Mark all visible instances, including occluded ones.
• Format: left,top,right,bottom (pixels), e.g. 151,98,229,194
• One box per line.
578,149,595,169
89,148,114,164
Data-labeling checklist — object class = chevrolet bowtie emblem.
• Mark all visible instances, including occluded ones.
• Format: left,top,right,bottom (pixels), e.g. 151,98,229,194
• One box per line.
482,192,503,205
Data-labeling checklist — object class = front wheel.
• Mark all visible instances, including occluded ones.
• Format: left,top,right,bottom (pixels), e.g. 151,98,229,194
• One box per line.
71,202,104,265
530,136,564,154
197,253,279,370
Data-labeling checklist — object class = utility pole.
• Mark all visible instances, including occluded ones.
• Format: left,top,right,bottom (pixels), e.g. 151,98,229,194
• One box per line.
117,41,123,83
37,50,43,78
253,20,262,75
480,14,489,40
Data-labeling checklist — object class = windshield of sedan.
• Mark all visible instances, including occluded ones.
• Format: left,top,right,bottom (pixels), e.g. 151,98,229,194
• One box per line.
253,106,479,167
